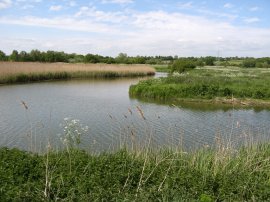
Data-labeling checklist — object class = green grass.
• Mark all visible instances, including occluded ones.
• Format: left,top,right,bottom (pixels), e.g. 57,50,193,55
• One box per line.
130,67,270,107
152,65,170,73
0,143,270,201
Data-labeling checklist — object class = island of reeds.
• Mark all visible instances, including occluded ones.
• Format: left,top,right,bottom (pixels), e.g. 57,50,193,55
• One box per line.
130,58,270,107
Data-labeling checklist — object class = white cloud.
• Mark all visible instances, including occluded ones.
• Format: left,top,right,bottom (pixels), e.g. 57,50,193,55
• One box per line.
249,6,259,11
177,1,193,9
75,6,128,23
224,3,233,9
0,0,12,9
244,17,260,24
196,9,238,21
0,16,120,33
101,0,133,4
0,8,270,57
49,5,62,11
16,0,42,2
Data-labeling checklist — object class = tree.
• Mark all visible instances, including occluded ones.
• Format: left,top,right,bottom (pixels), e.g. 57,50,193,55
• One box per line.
0,50,7,61
242,59,256,68
116,53,128,64
204,56,216,66
29,49,42,62
19,51,30,62
9,50,19,61
171,59,196,73
84,54,99,63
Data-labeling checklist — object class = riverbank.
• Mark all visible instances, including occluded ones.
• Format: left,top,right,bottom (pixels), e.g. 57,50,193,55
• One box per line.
0,143,269,201
0,62,155,84
152,65,170,73
130,66,270,107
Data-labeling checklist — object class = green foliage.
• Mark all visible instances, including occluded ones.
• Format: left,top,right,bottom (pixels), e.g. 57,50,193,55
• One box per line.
152,65,170,72
1,49,270,68
0,50,7,61
129,67,270,103
242,59,256,68
171,59,196,73
0,70,154,84
204,56,216,66
9,50,19,61
0,144,270,201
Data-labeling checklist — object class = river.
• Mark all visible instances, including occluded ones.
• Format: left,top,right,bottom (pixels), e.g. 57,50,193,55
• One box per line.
0,73,269,152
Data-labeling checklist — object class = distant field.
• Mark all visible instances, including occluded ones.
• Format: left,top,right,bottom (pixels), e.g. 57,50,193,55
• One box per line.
0,62,155,84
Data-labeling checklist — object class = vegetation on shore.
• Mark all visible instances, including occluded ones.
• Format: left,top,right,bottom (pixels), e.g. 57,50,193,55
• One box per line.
130,66,270,107
1,49,270,68
151,65,170,73
0,62,155,84
1,142,269,201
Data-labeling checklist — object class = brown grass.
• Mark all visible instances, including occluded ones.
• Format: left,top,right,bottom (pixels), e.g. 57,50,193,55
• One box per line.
0,62,155,76
0,62,155,84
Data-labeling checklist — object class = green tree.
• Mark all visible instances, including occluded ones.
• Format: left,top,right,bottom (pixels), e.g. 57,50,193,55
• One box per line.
242,59,256,68
171,59,196,73
19,51,30,62
0,50,7,61
29,49,42,62
9,50,19,61
204,56,216,66
116,53,128,64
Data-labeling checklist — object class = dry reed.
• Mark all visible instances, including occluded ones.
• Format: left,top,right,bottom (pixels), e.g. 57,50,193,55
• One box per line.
0,62,155,84
0,62,154,75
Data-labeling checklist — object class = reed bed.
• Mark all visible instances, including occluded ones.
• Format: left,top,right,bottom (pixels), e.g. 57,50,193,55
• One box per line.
0,62,155,84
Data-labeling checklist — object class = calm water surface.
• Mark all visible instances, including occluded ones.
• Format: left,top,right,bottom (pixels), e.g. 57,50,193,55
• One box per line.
0,73,270,152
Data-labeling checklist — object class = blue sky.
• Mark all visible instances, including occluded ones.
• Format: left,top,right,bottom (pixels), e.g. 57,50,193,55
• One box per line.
1,0,270,57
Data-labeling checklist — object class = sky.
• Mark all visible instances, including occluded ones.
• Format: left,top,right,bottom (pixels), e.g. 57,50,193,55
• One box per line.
0,0,270,57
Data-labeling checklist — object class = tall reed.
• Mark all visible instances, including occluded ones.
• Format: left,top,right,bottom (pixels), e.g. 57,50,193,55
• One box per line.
0,62,155,84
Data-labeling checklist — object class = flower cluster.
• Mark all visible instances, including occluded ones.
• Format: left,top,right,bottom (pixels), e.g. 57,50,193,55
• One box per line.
58,117,89,149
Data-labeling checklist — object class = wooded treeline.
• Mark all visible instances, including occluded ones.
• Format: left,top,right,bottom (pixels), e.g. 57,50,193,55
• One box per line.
0,50,269,68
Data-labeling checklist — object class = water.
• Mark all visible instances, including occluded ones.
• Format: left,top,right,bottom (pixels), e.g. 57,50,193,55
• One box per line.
0,73,270,152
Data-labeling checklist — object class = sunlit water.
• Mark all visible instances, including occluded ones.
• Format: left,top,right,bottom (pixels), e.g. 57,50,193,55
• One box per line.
0,72,269,152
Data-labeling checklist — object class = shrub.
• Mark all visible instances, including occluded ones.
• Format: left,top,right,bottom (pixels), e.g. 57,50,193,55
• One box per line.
171,59,196,73
242,59,256,68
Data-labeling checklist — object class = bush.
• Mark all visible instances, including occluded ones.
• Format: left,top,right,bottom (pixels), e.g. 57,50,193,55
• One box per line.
242,59,256,68
171,59,196,73
204,56,216,66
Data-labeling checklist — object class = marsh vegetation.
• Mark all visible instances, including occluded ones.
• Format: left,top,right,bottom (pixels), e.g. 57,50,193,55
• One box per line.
0,62,155,84
130,66,270,107
1,142,269,201
1,50,270,201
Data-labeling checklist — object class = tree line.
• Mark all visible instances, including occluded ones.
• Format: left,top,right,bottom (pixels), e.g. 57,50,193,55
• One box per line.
0,50,175,64
0,50,269,68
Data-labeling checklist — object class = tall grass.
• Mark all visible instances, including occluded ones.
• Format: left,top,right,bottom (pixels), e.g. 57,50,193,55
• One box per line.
0,62,155,84
0,143,269,201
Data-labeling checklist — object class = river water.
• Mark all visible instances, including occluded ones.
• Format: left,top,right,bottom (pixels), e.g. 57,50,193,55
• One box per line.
0,73,269,152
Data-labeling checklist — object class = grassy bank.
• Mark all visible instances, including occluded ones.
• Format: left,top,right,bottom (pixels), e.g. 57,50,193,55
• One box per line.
152,65,170,73
130,66,270,107
0,143,269,201
0,62,155,84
